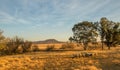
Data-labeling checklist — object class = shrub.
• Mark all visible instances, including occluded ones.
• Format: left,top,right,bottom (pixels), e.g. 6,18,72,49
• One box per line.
21,41,32,53
6,36,24,54
60,42,75,49
32,45,40,52
46,45,55,51
0,43,7,55
0,30,6,55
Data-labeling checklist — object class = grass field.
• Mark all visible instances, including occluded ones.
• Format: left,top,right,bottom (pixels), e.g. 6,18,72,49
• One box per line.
33,43,63,50
0,44,120,70
33,43,102,50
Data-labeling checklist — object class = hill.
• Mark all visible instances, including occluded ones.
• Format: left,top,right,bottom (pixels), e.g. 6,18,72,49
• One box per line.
33,39,65,44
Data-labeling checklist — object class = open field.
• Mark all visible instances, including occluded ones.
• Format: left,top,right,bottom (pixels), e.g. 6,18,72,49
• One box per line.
0,46,120,70
32,43,103,50
33,43,64,50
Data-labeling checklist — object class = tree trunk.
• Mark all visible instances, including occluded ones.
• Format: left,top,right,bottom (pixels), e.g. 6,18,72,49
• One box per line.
101,39,104,50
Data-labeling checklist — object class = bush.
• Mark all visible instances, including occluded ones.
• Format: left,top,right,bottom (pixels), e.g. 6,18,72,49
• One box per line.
32,45,40,52
46,45,55,51
60,42,75,49
21,41,32,53
5,36,34,54
6,36,24,54
0,30,6,55
0,43,7,55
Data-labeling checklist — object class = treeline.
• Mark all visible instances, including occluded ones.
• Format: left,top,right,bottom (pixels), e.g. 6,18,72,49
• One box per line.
70,17,120,50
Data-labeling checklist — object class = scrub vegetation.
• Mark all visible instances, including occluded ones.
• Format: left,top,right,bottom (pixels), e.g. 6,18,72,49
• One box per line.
0,17,120,70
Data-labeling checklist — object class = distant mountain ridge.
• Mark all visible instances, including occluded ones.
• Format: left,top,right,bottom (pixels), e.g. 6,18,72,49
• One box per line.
33,39,65,44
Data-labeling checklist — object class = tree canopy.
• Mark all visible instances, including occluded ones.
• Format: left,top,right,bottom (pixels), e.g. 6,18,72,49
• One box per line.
71,21,98,50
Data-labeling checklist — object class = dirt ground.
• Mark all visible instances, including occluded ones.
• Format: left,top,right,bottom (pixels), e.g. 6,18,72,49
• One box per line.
0,47,120,70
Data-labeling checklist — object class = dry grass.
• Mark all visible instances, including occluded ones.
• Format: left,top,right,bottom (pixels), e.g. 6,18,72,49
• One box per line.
0,46,120,70
33,43,63,50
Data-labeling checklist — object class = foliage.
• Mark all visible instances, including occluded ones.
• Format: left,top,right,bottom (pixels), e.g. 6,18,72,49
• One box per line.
0,30,9,55
0,30,5,50
0,30,5,41
70,17,120,50
21,41,32,53
6,36,24,54
99,17,120,49
60,42,75,49
0,30,34,55
46,45,55,51
71,21,98,50
5,36,32,54
32,45,40,52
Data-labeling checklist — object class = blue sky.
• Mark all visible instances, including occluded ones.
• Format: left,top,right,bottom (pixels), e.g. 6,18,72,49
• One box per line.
0,0,120,41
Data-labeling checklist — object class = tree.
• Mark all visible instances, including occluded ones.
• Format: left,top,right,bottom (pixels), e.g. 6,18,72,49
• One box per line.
99,17,109,50
106,22,120,49
69,37,74,43
112,23,120,46
99,17,120,50
71,21,98,50
0,30,5,51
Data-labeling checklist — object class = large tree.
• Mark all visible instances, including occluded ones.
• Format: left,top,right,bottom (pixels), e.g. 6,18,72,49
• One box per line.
71,21,98,50
99,17,110,50
100,17,120,50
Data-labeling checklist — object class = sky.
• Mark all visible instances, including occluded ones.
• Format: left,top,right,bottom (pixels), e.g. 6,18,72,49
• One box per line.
0,0,120,41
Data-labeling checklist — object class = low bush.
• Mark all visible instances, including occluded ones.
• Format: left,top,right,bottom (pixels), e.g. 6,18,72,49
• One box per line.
32,45,40,52
60,42,75,49
46,45,55,51
4,36,32,54
6,36,24,54
21,41,32,53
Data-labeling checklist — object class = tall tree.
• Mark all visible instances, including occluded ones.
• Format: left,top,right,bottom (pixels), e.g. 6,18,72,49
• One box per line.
100,17,120,50
99,17,109,50
71,21,98,50
112,23,120,45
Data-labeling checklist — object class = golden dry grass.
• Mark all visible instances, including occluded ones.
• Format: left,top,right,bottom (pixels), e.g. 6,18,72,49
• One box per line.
0,46,120,70
32,43,63,50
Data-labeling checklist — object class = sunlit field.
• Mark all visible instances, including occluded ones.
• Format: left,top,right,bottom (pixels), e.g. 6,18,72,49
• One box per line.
33,43,63,50
0,0,120,70
0,44,120,70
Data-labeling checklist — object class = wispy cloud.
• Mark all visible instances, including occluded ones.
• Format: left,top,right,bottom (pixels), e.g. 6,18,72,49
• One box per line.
0,11,32,24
